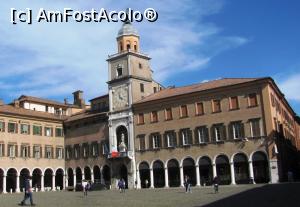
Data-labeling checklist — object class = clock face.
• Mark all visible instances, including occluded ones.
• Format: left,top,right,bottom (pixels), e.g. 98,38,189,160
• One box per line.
113,86,128,109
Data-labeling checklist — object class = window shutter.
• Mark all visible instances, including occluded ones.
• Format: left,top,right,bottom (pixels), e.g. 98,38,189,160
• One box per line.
211,127,216,142
205,127,209,142
157,134,162,148
2,144,5,156
163,133,168,148
51,147,54,159
194,128,199,144
188,129,193,145
241,123,245,138
27,146,30,158
15,145,18,157
222,125,227,140
40,146,42,158
173,131,177,147
149,135,153,150
178,130,183,146
228,123,233,139
16,123,18,133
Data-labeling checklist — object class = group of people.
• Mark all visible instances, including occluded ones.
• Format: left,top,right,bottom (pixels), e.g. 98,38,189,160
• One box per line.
184,175,220,194
117,178,126,193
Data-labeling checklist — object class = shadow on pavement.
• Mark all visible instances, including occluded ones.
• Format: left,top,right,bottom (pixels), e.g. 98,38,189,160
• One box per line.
197,183,300,207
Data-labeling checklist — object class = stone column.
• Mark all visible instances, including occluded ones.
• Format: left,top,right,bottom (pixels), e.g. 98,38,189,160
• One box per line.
73,174,76,191
164,167,169,188
52,175,56,191
16,175,20,193
82,173,85,181
150,168,154,188
91,170,94,183
136,170,141,189
180,166,184,187
41,174,44,192
249,161,255,184
195,165,201,186
3,174,7,193
212,163,217,178
230,162,236,185
63,174,67,190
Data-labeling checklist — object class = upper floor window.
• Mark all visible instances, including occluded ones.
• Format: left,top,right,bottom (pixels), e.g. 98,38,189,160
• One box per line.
151,111,158,123
21,145,30,158
8,144,16,158
195,102,204,115
0,121,5,132
197,126,209,143
91,142,99,157
212,100,221,113
66,146,72,159
55,128,63,137
139,63,142,69
165,131,176,148
33,145,41,159
126,43,131,50
137,135,146,151
74,145,80,159
140,83,144,93
82,143,89,158
180,105,188,118
56,147,63,159
117,67,123,77
153,87,157,93
212,124,226,142
248,93,258,107
0,143,4,157
151,133,161,149
250,118,261,137
230,96,239,110
33,125,42,136
230,121,244,139
45,127,53,137
138,113,144,125
8,122,17,133
45,146,53,159
181,128,192,146
165,108,173,121
21,124,30,134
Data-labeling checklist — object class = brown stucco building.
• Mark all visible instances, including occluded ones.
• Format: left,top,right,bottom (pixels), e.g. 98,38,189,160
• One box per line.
0,22,299,193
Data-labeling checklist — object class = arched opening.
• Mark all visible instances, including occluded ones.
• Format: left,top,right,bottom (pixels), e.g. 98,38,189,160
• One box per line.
55,169,64,190
0,169,3,193
119,42,123,52
167,159,180,187
126,41,131,51
199,156,213,186
84,166,91,181
252,152,269,183
119,165,128,189
6,168,17,192
234,153,250,184
75,167,82,184
116,125,128,152
183,158,196,186
216,155,231,185
139,162,150,188
20,168,30,192
93,166,101,184
153,160,165,188
102,165,111,187
44,169,53,190
32,168,42,191
67,168,74,187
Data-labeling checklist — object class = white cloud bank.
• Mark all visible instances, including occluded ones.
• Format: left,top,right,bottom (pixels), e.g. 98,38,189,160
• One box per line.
279,73,300,102
0,0,248,102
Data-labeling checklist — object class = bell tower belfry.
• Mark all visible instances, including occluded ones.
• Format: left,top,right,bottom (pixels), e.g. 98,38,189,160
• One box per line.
106,21,162,189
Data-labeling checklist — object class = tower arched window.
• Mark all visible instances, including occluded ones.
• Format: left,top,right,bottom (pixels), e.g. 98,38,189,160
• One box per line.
117,67,123,77
120,42,123,52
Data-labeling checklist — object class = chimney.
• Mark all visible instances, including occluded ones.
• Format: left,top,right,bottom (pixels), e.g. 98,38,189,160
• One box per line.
14,99,20,108
72,90,85,108
0,99,4,106
64,98,68,105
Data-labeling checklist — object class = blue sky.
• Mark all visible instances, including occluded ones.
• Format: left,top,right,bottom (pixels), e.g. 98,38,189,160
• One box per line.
0,0,299,114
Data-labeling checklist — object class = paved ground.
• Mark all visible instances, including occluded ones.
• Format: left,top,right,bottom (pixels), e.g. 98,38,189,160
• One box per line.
0,183,299,207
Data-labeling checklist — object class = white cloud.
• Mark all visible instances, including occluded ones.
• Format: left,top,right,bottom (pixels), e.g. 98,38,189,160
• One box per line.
0,0,248,102
279,73,300,102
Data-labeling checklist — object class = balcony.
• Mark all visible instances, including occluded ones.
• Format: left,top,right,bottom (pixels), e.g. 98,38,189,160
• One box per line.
107,151,133,160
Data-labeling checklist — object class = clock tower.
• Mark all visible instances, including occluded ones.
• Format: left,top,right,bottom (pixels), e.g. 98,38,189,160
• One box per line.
106,20,162,188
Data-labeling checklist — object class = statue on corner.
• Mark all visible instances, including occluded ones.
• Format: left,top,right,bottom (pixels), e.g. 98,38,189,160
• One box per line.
118,133,127,153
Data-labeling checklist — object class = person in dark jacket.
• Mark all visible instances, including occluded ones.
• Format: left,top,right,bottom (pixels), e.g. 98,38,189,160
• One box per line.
213,176,220,193
19,176,35,206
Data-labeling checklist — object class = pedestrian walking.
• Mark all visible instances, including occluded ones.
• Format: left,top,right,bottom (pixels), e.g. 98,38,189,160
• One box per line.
184,175,191,193
118,179,123,193
213,176,220,193
82,180,88,196
145,179,149,188
121,178,126,193
19,176,35,206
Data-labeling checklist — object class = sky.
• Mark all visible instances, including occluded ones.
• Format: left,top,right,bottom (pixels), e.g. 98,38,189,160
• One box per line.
0,0,299,114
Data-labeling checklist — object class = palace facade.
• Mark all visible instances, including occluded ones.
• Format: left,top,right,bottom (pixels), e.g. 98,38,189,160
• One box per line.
0,22,300,193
